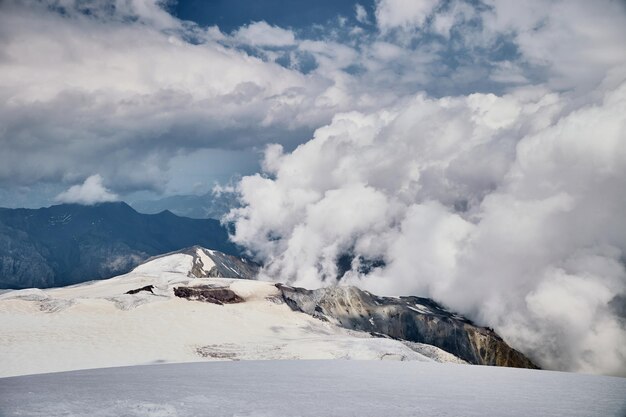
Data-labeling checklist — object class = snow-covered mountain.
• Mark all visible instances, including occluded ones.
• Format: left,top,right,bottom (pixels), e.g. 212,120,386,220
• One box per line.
0,247,465,377
0,202,242,289
1,247,625,417
279,284,536,368
144,246,259,279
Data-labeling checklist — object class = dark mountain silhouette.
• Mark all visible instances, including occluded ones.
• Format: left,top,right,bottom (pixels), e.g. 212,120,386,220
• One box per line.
0,202,240,289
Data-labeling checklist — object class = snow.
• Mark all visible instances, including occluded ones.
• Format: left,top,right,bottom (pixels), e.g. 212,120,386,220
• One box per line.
132,253,194,276
1,360,624,417
408,305,432,314
0,253,448,378
401,341,469,364
195,247,215,273
2,250,624,415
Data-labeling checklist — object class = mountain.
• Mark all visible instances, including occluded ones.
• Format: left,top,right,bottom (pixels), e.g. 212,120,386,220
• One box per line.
278,284,537,368
0,248,623,416
129,192,239,219
0,248,462,377
0,202,243,289
0,247,538,377
140,246,259,280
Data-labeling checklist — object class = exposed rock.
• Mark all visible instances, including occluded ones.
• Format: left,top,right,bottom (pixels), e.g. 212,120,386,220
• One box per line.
276,284,538,369
125,285,154,295
188,246,259,279
146,246,259,280
173,285,244,305
195,345,239,360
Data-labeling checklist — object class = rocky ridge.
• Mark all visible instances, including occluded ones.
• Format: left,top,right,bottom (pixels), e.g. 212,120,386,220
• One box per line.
276,284,537,369
134,247,536,369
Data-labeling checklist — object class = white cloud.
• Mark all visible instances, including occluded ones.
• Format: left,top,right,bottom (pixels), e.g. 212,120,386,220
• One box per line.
430,1,475,38
228,79,626,376
355,4,369,24
4,0,622,196
0,1,334,191
233,21,296,47
375,0,440,31
55,174,119,205
482,0,626,92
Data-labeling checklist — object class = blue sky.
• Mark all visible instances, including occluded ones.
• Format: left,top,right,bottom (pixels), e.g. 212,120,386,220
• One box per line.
173,0,376,32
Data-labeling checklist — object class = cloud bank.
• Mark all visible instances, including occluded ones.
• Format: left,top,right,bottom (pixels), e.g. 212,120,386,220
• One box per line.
5,0,624,198
226,1,626,375
230,73,626,377
0,0,332,193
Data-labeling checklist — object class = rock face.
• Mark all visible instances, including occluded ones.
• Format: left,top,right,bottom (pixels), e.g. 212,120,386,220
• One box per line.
125,285,155,295
189,247,259,279
0,202,243,289
277,284,538,369
173,285,244,305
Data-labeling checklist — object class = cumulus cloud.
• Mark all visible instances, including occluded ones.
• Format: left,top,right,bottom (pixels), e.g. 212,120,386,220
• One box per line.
55,174,119,205
233,21,297,47
375,0,440,30
481,0,626,92
3,0,623,197
229,77,626,376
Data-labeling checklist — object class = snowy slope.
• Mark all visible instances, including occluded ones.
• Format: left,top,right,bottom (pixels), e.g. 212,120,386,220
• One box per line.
1,360,625,417
0,250,460,377
142,246,259,279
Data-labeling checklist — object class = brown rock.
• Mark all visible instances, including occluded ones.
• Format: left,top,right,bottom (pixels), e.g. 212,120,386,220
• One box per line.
173,285,243,305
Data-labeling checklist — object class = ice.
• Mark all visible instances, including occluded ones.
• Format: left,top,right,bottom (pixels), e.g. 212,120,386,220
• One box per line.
0,360,624,417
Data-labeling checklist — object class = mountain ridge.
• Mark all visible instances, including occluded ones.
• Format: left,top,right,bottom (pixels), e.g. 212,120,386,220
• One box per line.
0,202,241,289
0,249,455,377
277,283,537,368
1,246,537,371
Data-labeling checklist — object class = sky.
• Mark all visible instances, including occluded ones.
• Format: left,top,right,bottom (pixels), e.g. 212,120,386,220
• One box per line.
1,0,626,375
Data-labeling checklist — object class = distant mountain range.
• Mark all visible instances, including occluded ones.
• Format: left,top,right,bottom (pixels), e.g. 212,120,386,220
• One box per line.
129,192,239,219
0,202,242,289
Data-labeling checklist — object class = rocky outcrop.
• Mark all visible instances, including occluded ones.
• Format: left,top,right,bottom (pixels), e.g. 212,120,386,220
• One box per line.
277,284,537,369
174,285,244,305
188,247,259,279
125,285,154,295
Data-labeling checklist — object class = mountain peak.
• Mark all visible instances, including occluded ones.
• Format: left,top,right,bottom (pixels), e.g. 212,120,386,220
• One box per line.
134,246,259,280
